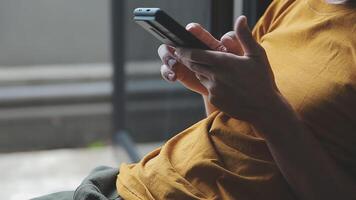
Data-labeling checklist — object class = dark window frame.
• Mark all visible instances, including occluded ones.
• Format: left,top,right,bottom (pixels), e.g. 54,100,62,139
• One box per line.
243,0,272,27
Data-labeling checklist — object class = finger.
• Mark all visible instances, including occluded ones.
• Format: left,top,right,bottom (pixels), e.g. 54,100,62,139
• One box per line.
160,65,177,82
175,48,238,68
185,62,212,78
196,73,211,89
158,44,178,66
234,16,262,57
220,31,244,56
186,23,226,51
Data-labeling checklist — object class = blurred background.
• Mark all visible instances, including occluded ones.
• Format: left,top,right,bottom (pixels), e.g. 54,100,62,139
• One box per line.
0,0,271,199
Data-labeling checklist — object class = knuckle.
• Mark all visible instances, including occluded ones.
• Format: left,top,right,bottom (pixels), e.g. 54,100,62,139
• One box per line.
226,31,237,38
221,31,236,41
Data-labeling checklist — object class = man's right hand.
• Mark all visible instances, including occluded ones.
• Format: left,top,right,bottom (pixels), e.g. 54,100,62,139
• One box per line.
158,23,243,96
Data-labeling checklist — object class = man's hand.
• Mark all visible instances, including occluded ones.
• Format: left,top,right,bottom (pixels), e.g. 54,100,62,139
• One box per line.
158,23,243,96
174,16,279,124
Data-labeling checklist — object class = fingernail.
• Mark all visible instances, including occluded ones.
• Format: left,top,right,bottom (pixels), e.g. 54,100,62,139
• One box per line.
167,58,177,68
186,23,199,30
186,23,195,30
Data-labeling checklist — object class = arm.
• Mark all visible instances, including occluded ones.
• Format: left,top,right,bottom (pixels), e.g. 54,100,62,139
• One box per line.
254,93,356,200
175,16,356,199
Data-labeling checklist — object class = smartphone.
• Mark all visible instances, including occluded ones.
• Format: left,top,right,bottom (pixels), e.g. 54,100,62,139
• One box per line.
133,8,210,50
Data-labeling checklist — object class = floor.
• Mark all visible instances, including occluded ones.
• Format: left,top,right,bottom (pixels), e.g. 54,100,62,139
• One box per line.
0,143,162,200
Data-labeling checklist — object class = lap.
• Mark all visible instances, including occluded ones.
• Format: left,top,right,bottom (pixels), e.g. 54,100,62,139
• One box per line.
31,166,122,200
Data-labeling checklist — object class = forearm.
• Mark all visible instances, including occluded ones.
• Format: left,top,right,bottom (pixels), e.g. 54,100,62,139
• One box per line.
203,95,218,116
254,94,356,200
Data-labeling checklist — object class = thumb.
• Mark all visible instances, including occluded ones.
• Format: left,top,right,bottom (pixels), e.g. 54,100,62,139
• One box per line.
234,16,261,57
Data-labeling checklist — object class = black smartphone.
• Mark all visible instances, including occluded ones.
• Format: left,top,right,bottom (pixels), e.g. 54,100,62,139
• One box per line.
133,8,210,50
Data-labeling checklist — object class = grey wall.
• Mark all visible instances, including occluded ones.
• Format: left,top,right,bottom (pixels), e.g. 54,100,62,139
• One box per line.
0,0,210,66
0,0,110,66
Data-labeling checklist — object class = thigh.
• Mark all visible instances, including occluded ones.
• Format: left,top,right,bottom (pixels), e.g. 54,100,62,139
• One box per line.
32,166,122,200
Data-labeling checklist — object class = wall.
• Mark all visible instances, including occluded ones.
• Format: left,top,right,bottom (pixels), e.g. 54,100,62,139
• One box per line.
0,0,110,66
0,0,210,66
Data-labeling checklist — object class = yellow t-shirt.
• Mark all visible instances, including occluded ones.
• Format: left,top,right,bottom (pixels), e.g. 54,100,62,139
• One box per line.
117,0,356,199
